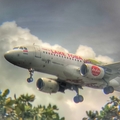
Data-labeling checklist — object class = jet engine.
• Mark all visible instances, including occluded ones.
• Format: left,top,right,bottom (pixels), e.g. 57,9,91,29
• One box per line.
80,64,105,79
36,78,59,93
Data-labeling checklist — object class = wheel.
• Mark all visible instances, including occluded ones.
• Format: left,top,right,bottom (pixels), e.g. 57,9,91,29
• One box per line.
27,78,33,83
73,95,84,103
27,78,31,83
78,95,84,102
103,87,109,94
73,96,79,103
108,86,114,93
103,86,114,94
109,86,114,93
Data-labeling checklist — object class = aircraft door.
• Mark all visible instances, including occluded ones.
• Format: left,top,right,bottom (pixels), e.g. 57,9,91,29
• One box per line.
34,45,41,58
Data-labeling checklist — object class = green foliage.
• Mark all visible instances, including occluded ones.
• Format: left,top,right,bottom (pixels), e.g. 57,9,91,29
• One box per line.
2,89,10,97
86,110,99,120
0,89,65,120
84,96,120,120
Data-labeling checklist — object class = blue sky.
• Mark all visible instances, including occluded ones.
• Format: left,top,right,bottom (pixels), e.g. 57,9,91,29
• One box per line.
0,0,120,60
0,0,120,119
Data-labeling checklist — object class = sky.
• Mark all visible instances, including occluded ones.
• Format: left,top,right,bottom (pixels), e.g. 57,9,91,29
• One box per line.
0,0,120,120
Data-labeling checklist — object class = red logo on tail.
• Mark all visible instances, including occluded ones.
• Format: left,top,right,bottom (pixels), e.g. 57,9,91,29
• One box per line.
91,66,100,76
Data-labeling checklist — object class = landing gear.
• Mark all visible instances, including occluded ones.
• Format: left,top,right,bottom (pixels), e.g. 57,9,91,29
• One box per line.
74,95,84,103
27,68,34,83
27,78,33,83
103,86,114,94
73,86,84,103
103,78,114,94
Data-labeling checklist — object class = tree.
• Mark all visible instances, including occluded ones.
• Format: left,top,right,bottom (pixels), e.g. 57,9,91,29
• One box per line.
83,96,120,120
0,89,11,119
0,89,65,120
86,110,99,120
32,104,65,120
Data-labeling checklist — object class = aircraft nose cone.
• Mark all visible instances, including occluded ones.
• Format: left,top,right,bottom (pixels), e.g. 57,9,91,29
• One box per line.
4,51,13,62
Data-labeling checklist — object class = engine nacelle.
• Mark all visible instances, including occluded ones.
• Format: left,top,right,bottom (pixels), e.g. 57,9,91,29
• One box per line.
36,78,59,93
80,64,105,79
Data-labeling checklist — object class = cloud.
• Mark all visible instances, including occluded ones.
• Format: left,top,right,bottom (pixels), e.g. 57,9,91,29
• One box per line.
0,21,42,50
42,43,69,53
76,45,113,63
0,21,119,120
76,45,96,59
95,55,114,64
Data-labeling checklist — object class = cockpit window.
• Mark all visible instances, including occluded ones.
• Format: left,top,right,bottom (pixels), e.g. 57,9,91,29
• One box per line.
13,46,28,52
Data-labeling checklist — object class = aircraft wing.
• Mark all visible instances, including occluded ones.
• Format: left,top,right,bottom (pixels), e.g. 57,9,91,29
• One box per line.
101,61,120,80
103,61,120,71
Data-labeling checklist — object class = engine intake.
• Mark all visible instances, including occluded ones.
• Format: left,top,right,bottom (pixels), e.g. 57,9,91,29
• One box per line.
36,78,59,93
80,64,105,79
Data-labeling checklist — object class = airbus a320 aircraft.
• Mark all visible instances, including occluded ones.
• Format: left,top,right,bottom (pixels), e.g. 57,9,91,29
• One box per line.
4,44,120,103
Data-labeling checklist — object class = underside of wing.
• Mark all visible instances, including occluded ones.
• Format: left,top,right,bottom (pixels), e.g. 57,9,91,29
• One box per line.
103,61,120,71
101,61,120,80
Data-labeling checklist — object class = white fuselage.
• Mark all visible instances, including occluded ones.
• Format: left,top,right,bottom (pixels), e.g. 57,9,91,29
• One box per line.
4,44,120,90
26,45,106,89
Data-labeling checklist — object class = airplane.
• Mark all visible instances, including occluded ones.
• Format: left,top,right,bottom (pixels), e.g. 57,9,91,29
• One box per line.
4,44,120,103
